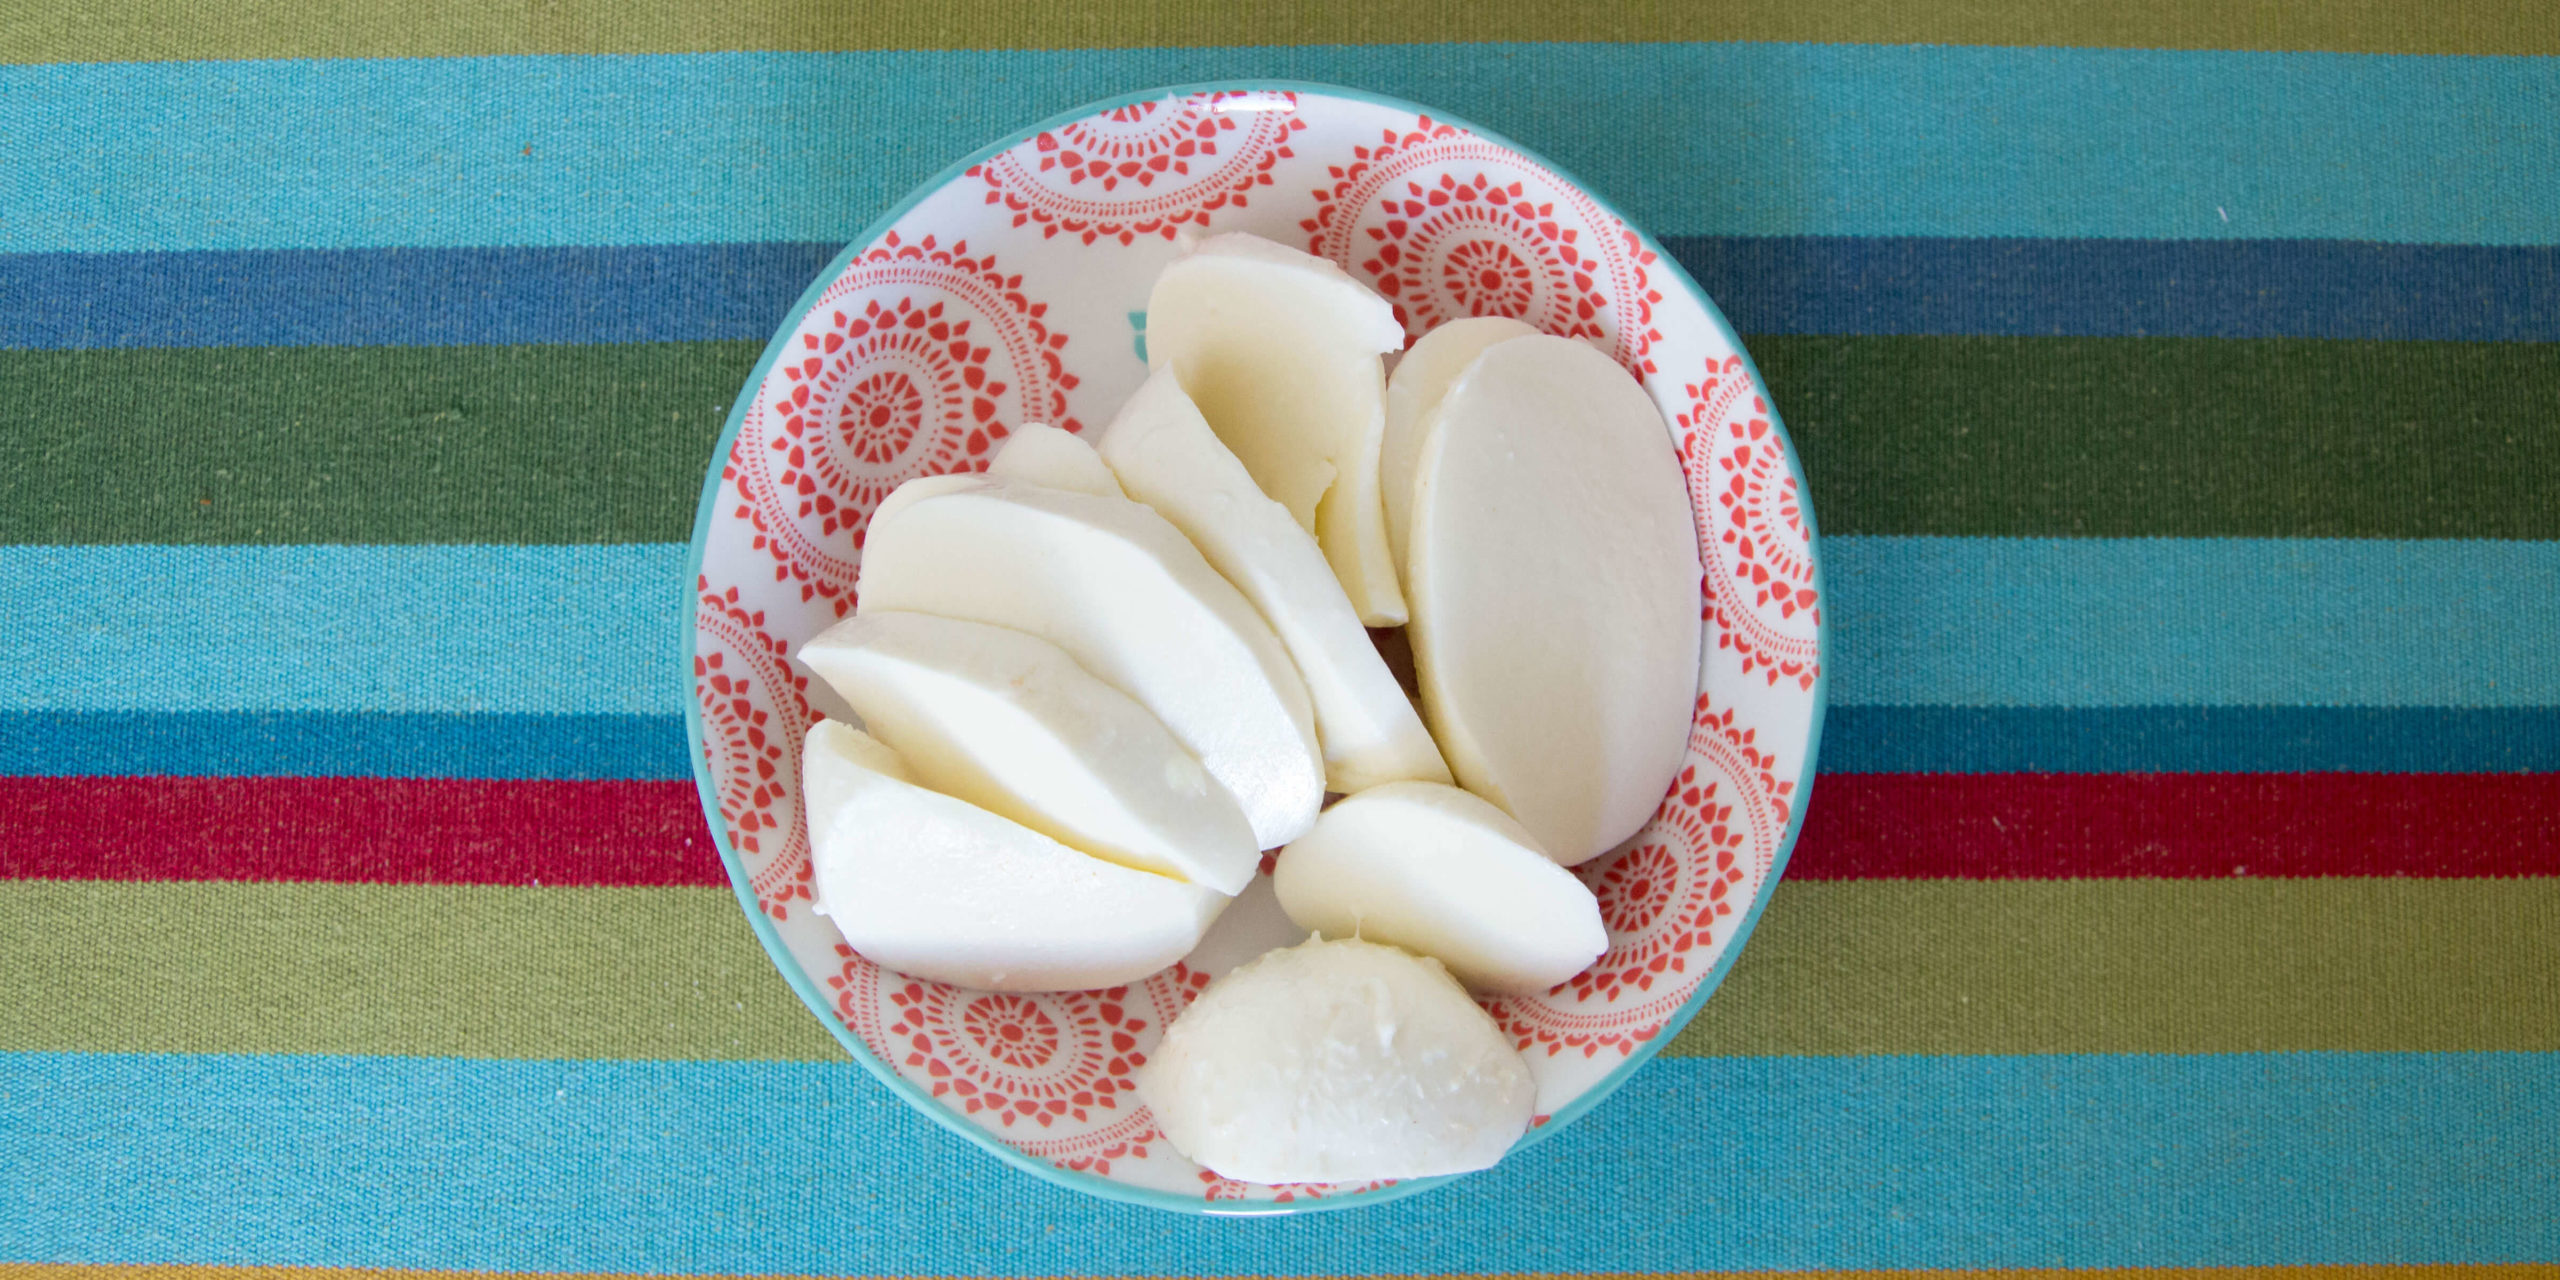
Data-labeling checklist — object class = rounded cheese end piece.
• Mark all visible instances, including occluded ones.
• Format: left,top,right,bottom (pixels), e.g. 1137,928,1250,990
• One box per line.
985,423,1125,498
1139,935,1533,1184
1274,781,1606,995
1407,334,1703,863
1099,367,1449,794
1381,315,1539,572
798,610,1259,895
856,480,1323,849
1145,232,1408,626
803,720,1225,992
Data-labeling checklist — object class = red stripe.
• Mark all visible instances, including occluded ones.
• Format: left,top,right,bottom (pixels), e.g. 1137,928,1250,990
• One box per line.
1789,772,2560,879
0,775,723,887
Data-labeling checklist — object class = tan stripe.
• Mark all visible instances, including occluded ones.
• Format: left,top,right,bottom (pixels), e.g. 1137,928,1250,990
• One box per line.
6,0,2558,64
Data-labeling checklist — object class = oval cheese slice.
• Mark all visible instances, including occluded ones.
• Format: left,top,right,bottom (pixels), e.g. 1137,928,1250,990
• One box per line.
1405,334,1703,864
1098,367,1449,794
799,610,1258,894
1138,935,1533,1184
802,721,1225,992
1273,781,1606,995
856,475,1324,849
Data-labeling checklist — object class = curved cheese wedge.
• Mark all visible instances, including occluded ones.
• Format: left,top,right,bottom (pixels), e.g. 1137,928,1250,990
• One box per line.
799,611,1258,894
1098,368,1449,794
1144,232,1411,625
1138,935,1533,1183
856,475,1323,848
1406,335,1703,864
985,423,1124,497
1273,781,1606,995
1380,315,1538,573
802,721,1225,992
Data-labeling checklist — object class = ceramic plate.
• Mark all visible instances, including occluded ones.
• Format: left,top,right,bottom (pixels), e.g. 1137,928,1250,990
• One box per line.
683,81,1829,1214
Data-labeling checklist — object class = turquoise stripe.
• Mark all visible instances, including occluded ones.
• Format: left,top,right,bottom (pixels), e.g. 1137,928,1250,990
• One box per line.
10,539,2556,714
4,1050,2550,1267
1826,537,2560,708
5,45,2556,254
3,544,680,714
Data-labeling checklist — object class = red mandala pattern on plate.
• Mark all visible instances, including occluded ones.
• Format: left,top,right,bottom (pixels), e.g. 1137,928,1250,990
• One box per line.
1198,1172,1398,1205
1680,355,1821,690
1486,693,1795,1059
970,91,1309,246
827,952,1213,1177
1303,116,1663,373
692,578,814,919
728,232,1080,617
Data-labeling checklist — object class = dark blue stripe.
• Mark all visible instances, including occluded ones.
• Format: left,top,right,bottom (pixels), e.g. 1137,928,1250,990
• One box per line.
0,711,688,781
1677,236,2560,341
8,237,2556,351
21,706,2558,782
1822,706,2560,775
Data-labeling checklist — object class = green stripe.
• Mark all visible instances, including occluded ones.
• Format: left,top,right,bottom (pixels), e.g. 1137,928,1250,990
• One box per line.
5,878,2550,1061
1767,335,2560,539
7,0,2554,63
0,342,753,546
0,881,835,1061
13,335,2559,545
1672,879,2560,1058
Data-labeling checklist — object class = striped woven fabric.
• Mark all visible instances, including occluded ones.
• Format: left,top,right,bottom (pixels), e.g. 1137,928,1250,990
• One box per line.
4,0,2556,1273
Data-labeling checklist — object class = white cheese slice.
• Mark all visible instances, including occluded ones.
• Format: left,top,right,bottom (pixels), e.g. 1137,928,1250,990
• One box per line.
1144,232,1411,625
1405,334,1703,864
802,720,1225,992
856,474,1324,848
799,610,1258,894
1273,781,1606,995
1380,315,1538,573
984,423,1124,497
1097,367,1449,794
1138,935,1534,1184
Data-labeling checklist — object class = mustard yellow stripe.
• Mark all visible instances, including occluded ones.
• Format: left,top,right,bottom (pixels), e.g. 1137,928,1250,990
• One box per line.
5,0,2557,64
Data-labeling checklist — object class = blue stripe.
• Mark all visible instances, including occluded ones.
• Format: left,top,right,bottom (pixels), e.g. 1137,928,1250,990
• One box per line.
0,711,689,780
1822,706,2560,774
2,544,683,715
12,539,2558,715
3,1050,2550,1268
19,706,2557,780
1825,537,2560,708
5,46,2556,254
12,237,2558,351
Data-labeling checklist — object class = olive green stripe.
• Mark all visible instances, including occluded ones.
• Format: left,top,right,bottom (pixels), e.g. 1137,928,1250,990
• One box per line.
3,878,2550,1061
5,0,2555,64
10,335,2559,545
1669,878,2560,1058
1756,335,2560,539
0,342,756,547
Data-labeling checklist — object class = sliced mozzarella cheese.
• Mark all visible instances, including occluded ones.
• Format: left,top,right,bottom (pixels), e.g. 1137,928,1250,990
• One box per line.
1380,315,1538,572
1098,368,1449,793
1274,781,1607,995
1144,232,1410,625
856,475,1323,848
984,423,1124,497
1406,334,1703,864
799,610,1258,894
1138,935,1533,1184
802,720,1225,992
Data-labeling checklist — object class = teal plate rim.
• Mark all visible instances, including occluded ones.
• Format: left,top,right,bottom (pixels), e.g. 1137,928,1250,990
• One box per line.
679,78,1832,1218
